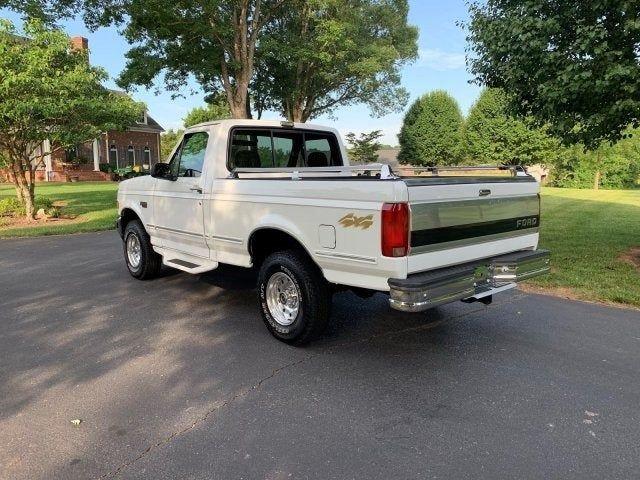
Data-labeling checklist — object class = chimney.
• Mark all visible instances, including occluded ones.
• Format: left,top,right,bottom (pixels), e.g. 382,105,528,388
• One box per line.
70,36,89,53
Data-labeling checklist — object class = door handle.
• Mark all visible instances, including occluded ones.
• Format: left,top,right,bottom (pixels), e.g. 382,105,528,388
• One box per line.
190,186,203,194
479,189,491,197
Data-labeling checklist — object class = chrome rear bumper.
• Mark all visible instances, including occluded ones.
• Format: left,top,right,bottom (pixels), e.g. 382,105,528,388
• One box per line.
388,249,550,313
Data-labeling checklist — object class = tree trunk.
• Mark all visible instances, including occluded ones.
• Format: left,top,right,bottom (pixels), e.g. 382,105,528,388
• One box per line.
226,80,252,119
245,95,253,119
229,100,249,119
593,149,602,190
12,162,36,220
287,99,309,123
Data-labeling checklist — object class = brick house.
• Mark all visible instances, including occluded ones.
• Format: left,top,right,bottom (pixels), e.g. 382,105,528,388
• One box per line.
36,106,165,182
13,35,165,182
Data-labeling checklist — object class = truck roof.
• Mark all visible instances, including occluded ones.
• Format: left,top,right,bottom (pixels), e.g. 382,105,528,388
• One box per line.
186,118,338,133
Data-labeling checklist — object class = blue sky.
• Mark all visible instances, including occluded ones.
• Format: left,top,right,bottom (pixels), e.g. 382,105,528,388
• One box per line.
1,0,481,146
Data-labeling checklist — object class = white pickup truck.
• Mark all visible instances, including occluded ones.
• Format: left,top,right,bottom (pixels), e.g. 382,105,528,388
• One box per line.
117,119,550,344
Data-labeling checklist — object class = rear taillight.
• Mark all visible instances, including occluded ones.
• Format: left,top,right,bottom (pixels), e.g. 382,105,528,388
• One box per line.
381,203,410,257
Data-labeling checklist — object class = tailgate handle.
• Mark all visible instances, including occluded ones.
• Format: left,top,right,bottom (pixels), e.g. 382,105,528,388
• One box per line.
479,189,491,197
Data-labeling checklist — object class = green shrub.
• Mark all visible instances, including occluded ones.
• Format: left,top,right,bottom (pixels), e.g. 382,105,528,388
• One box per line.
0,197,22,216
35,197,53,211
0,196,55,216
47,206,61,218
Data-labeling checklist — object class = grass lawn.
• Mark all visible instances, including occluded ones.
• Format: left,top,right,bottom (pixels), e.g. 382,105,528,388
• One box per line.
530,187,640,308
0,182,118,237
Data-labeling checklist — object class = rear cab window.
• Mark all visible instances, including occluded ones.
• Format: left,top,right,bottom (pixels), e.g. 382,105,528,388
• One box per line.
228,128,343,170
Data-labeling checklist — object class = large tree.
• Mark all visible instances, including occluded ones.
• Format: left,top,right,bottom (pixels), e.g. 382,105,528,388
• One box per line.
466,0,640,150
0,19,142,219
1,0,417,122
463,88,560,167
397,91,464,166
256,0,418,122
106,0,287,119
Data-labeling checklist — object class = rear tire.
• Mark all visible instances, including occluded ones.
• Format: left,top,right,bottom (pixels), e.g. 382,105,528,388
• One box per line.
257,250,332,345
123,219,162,280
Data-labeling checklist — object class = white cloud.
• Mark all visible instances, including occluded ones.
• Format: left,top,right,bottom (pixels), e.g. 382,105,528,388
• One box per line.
417,48,466,71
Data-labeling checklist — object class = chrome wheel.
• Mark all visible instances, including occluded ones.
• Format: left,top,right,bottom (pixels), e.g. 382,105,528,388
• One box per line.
126,233,142,269
266,271,300,326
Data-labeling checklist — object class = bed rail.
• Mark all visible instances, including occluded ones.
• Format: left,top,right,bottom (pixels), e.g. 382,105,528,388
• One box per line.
227,163,529,180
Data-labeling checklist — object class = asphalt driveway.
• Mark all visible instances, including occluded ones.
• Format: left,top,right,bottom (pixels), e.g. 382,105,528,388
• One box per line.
1,231,639,479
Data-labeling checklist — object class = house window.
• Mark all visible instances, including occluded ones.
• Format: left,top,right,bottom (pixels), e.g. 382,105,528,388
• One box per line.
143,146,151,165
127,145,135,165
109,145,118,167
65,146,78,163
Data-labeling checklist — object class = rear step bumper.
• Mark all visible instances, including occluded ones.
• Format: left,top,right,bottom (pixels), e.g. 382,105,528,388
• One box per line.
388,249,550,313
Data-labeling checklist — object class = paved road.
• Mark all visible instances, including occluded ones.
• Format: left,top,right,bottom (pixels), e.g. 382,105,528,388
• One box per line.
1,232,639,479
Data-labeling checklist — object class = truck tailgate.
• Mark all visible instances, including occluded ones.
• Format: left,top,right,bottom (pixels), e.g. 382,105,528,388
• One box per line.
405,176,541,274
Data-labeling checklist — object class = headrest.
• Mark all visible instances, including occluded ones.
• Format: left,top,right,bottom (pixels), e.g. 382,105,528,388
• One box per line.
307,151,328,167
234,149,261,168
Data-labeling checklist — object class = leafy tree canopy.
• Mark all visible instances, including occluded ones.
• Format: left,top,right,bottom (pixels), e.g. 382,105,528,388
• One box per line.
345,130,383,164
256,0,418,122
0,19,143,218
183,95,231,128
398,90,463,166
466,0,640,149
463,88,560,167
1,0,418,122
551,129,640,189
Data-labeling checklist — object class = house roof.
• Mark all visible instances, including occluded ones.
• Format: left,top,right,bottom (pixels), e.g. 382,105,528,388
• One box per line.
107,89,164,132
142,114,164,133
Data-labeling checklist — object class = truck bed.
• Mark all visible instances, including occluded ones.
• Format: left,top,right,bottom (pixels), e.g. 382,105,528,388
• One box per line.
224,163,541,285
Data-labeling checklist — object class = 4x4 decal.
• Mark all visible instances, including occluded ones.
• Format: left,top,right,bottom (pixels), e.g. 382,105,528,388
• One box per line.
338,213,374,230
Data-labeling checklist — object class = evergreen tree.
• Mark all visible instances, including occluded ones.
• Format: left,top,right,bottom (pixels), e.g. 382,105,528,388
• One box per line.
463,88,559,167
398,91,463,166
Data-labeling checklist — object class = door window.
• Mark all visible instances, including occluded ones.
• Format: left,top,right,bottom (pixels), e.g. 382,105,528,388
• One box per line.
169,132,209,178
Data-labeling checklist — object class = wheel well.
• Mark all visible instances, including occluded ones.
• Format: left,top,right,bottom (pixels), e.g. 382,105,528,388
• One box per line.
249,228,312,268
119,208,141,237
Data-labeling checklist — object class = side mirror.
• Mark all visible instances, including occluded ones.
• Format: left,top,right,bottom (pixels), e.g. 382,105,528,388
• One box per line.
151,162,172,179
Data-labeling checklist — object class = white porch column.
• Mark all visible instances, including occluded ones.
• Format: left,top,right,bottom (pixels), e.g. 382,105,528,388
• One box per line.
43,139,52,182
92,139,100,171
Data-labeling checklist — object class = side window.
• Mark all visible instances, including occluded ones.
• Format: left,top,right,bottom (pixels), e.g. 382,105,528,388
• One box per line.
304,132,342,167
230,129,273,168
169,132,209,178
272,131,304,167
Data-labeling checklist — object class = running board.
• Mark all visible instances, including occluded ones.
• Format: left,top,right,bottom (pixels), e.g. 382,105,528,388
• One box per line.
154,247,218,274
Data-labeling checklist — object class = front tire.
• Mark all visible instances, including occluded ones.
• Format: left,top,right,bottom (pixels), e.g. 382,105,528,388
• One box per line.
123,220,162,280
257,250,332,345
